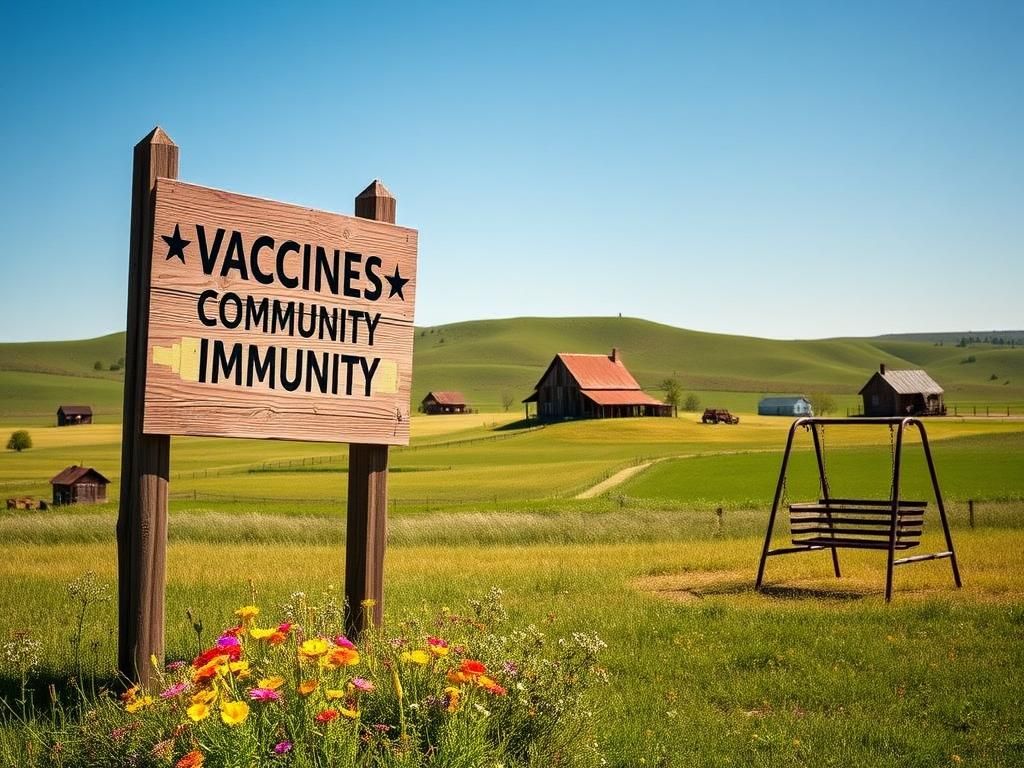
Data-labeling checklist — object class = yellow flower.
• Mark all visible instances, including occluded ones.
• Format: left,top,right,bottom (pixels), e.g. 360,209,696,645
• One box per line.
228,660,250,678
249,627,275,640
325,689,345,700
400,649,430,666
298,638,330,660
339,705,359,719
191,687,217,705
443,686,461,713
125,695,153,713
187,702,211,722
298,679,319,696
259,675,285,690
234,605,260,621
220,700,250,725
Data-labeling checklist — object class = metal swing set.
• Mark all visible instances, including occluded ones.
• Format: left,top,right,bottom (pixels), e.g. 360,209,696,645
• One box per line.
755,417,962,602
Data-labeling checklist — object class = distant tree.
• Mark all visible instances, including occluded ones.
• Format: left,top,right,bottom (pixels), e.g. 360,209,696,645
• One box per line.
660,377,682,412
808,393,836,416
6,430,32,452
93,360,103,370
683,393,701,412
501,392,515,412
990,373,999,380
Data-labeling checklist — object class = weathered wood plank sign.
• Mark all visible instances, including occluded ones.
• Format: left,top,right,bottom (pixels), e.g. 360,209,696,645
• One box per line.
145,179,418,444
118,126,415,685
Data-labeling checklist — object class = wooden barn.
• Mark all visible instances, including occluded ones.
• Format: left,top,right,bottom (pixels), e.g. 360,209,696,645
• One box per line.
758,396,813,417
859,364,946,417
57,405,93,426
523,348,673,420
49,465,110,506
421,391,468,414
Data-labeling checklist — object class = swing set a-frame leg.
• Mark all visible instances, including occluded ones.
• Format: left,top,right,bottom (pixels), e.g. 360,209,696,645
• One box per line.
809,423,841,579
918,423,963,590
756,420,800,590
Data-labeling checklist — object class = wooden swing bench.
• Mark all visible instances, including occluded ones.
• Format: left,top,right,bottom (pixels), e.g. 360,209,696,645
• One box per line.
756,417,962,602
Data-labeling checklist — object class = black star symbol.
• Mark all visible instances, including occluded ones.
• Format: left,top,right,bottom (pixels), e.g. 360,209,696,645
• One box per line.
385,266,410,300
162,223,190,264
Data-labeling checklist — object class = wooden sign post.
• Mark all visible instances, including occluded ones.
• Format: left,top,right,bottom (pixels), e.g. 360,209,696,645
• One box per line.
117,127,417,684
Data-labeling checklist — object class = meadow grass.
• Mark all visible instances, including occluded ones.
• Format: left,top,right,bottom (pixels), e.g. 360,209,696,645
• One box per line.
2,412,1023,765
1,528,1022,766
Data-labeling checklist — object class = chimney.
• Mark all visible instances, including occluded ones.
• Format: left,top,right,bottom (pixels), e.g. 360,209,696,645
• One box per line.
610,347,620,363
880,363,886,375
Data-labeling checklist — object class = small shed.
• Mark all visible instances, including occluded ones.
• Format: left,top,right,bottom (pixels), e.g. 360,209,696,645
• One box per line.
57,405,93,426
523,348,673,420
758,396,813,417
421,391,468,415
49,465,110,506
859,364,946,417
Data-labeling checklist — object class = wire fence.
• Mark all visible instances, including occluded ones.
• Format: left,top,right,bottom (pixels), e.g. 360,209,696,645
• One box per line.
846,404,1024,417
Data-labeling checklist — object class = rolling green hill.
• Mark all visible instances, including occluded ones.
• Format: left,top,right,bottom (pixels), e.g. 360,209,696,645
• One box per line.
2,318,1023,422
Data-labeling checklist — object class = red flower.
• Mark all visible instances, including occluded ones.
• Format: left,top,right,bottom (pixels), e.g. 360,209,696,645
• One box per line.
316,709,339,723
193,644,240,668
458,659,487,677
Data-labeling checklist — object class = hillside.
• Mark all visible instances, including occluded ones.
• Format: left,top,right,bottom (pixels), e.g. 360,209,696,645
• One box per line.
2,318,1023,421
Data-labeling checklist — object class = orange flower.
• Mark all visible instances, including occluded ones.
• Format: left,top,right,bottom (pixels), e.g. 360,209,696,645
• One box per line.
298,679,318,696
176,750,205,768
324,646,360,668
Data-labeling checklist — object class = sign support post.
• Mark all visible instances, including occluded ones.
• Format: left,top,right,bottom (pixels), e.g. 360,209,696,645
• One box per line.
117,127,177,685
346,181,396,637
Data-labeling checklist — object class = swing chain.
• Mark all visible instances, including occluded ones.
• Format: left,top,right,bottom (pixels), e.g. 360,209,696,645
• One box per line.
887,423,897,501
818,422,831,499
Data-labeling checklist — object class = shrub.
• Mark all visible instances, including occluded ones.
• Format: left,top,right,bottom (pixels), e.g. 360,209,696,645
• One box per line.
93,360,104,370
683,393,701,412
6,430,32,452
0,588,607,767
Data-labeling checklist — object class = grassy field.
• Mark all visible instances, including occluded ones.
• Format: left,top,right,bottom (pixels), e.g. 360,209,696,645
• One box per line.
4,318,1024,421
3,327,1024,765
2,527,1023,765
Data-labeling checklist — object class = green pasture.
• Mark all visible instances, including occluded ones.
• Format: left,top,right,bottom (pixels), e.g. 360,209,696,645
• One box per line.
3,415,1023,508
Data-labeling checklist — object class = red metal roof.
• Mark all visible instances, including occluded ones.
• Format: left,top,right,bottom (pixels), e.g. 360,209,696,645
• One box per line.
581,389,667,407
49,465,111,486
555,354,641,390
423,391,467,406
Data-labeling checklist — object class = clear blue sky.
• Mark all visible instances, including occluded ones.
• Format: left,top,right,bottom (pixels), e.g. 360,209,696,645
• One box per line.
2,1,1021,342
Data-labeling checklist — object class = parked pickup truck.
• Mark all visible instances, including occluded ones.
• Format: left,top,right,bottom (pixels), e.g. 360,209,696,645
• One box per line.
702,408,740,425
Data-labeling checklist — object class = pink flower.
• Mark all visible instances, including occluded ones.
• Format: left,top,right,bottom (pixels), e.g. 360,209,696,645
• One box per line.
249,688,282,702
273,741,292,754
334,635,356,649
217,634,241,648
350,677,374,692
166,660,187,672
159,682,188,699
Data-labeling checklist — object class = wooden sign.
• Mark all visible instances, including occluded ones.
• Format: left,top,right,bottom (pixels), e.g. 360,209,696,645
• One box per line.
143,179,418,445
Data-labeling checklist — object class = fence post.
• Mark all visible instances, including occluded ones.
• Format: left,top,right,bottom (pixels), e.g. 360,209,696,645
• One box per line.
116,128,176,686
345,181,396,638
968,499,975,529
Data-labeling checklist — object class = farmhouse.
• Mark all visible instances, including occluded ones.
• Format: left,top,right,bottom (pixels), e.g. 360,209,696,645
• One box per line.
523,348,672,419
421,391,468,414
50,465,110,506
57,405,93,426
859,363,946,417
758,396,813,417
